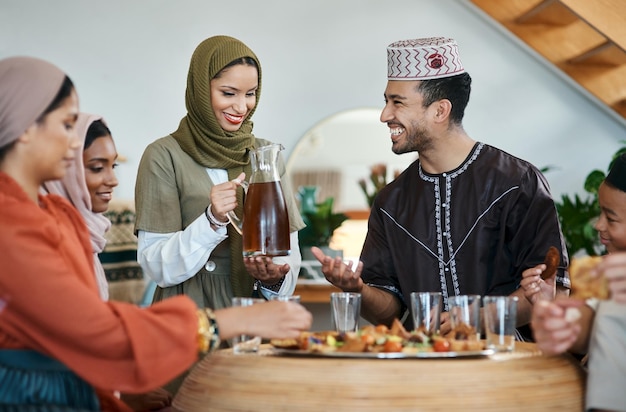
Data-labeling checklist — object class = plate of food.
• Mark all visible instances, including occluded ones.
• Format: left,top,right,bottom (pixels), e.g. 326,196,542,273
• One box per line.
272,347,494,359
271,319,494,359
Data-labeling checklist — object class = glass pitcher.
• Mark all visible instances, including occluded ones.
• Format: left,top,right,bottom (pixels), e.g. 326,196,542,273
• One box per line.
228,143,291,257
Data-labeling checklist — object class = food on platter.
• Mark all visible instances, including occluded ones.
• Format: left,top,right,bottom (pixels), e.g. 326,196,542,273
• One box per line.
442,322,483,352
541,246,560,280
271,318,485,354
569,255,608,299
444,338,485,352
267,338,300,350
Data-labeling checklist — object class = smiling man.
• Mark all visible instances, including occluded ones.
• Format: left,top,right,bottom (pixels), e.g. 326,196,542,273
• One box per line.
312,37,570,341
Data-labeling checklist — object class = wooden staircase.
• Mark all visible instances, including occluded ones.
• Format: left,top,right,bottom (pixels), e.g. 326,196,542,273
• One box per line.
467,0,626,125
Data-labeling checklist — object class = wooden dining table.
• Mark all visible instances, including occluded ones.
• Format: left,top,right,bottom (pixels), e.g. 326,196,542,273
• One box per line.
172,341,586,411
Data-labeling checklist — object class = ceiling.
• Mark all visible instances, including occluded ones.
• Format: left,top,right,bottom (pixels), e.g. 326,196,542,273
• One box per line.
467,0,626,126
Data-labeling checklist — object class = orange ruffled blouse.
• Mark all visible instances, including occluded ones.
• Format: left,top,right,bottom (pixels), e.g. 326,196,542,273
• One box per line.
0,173,199,411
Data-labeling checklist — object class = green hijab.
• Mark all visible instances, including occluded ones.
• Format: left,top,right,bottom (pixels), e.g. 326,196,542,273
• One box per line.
171,35,261,298
171,35,260,169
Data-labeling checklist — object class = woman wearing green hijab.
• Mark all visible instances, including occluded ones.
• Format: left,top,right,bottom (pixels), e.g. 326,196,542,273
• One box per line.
134,35,304,311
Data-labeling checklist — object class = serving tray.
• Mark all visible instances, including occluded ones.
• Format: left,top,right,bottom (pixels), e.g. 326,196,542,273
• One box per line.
272,348,494,359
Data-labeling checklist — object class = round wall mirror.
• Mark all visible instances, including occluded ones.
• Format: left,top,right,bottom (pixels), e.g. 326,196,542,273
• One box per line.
286,107,417,213
287,108,417,260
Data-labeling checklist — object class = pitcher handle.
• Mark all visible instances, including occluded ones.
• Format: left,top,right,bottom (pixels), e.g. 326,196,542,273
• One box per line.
226,179,249,235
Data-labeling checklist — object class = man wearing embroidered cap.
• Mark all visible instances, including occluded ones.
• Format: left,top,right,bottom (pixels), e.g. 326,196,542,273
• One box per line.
526,153,626,411
312,37,570,341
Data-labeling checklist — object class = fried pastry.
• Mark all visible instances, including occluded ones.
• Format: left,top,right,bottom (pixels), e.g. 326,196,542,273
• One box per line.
541,246,560,280
448,338,484,352
569,255,608,299
269,338,301,350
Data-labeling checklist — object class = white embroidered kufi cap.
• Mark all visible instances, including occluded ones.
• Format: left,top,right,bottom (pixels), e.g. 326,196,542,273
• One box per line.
387,37,465,80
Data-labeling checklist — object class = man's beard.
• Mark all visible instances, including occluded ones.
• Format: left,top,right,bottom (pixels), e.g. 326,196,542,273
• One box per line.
392,122,433,155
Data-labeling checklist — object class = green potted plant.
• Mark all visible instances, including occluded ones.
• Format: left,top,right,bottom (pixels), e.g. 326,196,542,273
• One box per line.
297,186,348,260
554,142,626,257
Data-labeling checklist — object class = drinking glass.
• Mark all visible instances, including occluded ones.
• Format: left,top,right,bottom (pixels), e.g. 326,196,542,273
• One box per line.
231,297,265,354
483,296,518,352
330,292,361,333
448,294,482,340
410,292,442,334
270,295,301,303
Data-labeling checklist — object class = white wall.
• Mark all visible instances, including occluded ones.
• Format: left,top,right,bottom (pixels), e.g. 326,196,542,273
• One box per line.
1,0,624,201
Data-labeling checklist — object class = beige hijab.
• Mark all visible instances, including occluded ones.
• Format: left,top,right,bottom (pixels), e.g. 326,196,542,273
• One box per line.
43,114,112,301
0,56,65,149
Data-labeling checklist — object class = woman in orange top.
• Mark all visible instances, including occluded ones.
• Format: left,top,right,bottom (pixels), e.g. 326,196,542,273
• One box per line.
0,56,312,411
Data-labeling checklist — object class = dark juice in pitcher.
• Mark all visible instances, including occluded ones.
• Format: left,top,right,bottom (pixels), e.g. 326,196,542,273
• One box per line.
242,181,290,257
